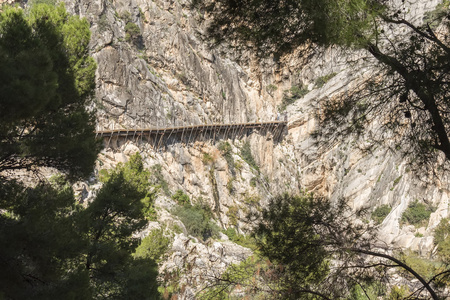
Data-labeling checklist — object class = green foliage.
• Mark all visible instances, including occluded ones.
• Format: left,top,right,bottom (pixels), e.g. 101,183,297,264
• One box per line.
240,141,259,172
0,4,159,298
204,192,449,298
172,189,190,205
0,4,99,179
219,141,234,174
125,22,140,43
226,205,239,226
0,155,160,299
388,285,411,300
197,255,273,299
135,227,172,263
172,203,221,241
97,14,110,32
226,177,235,194
196,0,384,55
202,152,214,164
151,164,170,195
348,281,386,300
243,193,260,206
423,0,450,29
266,84,277,95
254,193,331,294
28,0,57,6
223,228,256,250
401,200,434,227
399,251,440,282
372,204,391,224
393,175,402,186
434,218,450,263
250,177,257,187
120,11,132,23
79,154,158,298
315,72,337,88
279,84,309,111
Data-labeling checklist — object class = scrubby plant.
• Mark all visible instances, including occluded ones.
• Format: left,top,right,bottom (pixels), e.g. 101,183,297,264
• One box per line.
202,152,214,164
134,228,172,263
98,14,109,32
151,164,170,195
223,227,256,249
125,22,140,43
434,218,450,262
266,84,278,96
241,141,259,172
314,72,337,88
372,204,391,224
348,281,386,300
279,84,309,111
401,200,434,227
226,177,235,194
227,205,239,226
172,189,190,205
243,193,261,206
219,141,234,173
399,251,439,282
28,0,56,6
172,203,220,241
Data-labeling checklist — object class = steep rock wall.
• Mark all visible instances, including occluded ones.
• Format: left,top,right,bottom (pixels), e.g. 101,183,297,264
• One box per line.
55,0,450,296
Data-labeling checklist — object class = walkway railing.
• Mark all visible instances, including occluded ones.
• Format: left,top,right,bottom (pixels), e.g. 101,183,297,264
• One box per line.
96,121,287,149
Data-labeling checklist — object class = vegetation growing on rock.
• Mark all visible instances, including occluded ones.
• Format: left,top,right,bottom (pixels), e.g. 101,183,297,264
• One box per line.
401,200,434,228
372,204,391,224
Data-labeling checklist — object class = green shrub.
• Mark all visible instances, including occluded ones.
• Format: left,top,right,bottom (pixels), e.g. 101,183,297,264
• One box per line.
98,14,109,32
202,152,214,164
134,228,172,263
250,177,257,187
401,200,434,227
29,0,57,6
172,189,190,205
434,218,450,262
98,169,109,182
125,22,140,42
243,193,260,206
393,175,402,186
241,141,259,172
219,141,234,173
151,164,170,195
372,204,391,224
348,281,386,300
388,285,411,300
314,72,337,88
172,203,220,241
223,228,256,249
266,84,278,94
226,177,235,194
120,11,132,23
279,84,308,111
400,251,439,281
227,205,239,226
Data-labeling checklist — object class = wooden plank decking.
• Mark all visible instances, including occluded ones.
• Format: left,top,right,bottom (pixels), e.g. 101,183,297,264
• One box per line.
96,121,287,137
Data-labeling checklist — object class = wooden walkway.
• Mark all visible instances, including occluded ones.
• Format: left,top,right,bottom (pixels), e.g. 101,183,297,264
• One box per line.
96,121,287,148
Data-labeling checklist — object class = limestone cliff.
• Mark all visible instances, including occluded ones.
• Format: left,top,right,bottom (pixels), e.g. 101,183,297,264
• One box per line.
50,0,450,296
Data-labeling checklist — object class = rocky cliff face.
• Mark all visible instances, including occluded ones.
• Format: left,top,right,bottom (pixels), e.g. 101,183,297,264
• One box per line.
56,0,450,297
